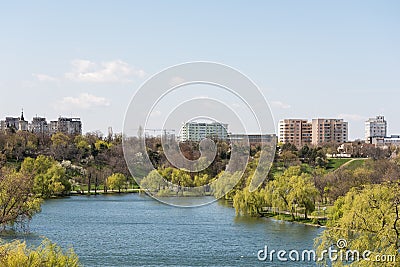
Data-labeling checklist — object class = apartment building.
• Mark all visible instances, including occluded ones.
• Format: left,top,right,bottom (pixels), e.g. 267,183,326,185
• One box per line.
180,121,228,142
278,118,348,147
49,117,82,135
278,119,312,147
366,115,400,147
365,116,387,143
312,119,348,146
29,117,49,134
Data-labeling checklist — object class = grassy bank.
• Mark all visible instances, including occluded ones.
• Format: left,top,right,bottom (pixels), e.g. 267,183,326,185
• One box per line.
263,213,327,227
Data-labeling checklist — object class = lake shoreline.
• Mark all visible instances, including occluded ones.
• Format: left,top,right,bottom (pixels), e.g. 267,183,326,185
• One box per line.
66,193,328,228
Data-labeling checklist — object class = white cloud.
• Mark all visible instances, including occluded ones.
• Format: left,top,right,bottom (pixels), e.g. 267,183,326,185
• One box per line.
33,73,58,82
64,59,146,83
338,113,367,122
271,100,291,109
56,93,111,110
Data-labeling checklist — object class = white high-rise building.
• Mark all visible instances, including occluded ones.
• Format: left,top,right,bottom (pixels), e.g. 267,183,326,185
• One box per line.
180,122,228,142
365,116,387,143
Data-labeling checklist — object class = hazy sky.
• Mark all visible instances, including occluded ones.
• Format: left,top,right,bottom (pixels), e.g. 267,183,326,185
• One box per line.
0,1,399,139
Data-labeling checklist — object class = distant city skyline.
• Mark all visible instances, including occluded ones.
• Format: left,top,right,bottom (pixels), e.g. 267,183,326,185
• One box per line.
1,1,399,139
0,111,82,135
2,109,398,143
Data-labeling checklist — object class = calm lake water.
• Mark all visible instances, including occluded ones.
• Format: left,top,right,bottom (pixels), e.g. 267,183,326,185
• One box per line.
6,194,322,266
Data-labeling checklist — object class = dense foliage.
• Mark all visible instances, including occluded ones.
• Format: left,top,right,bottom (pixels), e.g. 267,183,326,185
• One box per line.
232,166,319,219
107,173,127,193
0,239,80,267
230,146,400,219
315,183,400,266
0,168,41,229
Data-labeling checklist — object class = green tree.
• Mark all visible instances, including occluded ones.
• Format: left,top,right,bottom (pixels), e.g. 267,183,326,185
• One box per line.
0,239,81,266
51,132,70,160
140,170,168,193
270,168,295,219
171,169,193,188
233,187,270,216
194,174,210,187
74,135,90,159
313,167,329,204
315,183,400,266
287,172,318,219
51,132,70,147
94,140,111,151
281,143,298,153
211,171,242,200
0,169,42,229
107,173,126,193
280,151,299,168
270,166,318,220
21,156,70,198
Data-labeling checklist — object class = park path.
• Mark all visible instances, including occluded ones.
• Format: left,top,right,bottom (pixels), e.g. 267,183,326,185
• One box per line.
334,158,368,172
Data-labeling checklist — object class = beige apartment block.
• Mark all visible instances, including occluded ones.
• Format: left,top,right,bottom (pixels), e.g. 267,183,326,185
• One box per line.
279,118,348,147
311,119,348,146
278,119,312,147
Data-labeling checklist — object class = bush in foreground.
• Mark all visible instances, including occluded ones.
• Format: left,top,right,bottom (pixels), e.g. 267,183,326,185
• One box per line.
0,239,80,267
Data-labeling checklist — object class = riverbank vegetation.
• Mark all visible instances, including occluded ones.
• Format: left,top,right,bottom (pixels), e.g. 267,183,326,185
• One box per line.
0,156,83,265
0,239,80,267
225,144,399,220
315,182,400,266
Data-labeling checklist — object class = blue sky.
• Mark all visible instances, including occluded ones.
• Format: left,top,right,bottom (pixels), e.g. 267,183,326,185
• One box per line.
0,1,399,139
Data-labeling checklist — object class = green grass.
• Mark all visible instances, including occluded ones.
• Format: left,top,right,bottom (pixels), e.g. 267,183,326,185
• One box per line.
268,213,327,226
343,159,367,170
326,158,352,171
